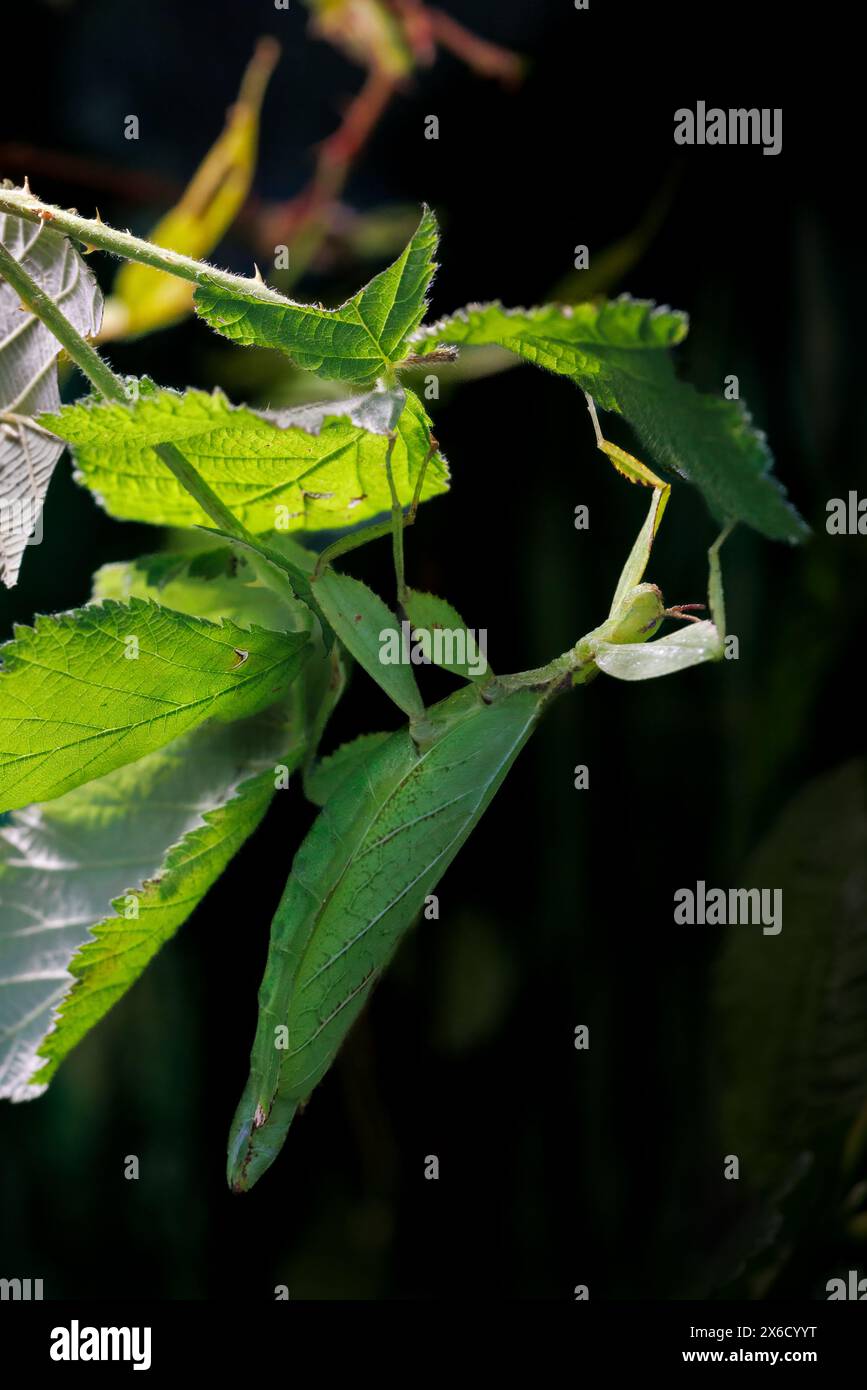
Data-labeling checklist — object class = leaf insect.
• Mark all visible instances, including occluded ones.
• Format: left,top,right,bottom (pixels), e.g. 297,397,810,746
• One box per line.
227,416,733,1188
227,680,548,1191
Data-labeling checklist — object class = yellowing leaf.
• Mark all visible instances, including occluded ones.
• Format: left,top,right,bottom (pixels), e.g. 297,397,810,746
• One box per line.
101,37,280,340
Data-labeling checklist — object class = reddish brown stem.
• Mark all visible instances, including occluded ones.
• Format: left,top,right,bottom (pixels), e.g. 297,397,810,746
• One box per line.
425,7,525,85
259,67,396,255
0,143,184,207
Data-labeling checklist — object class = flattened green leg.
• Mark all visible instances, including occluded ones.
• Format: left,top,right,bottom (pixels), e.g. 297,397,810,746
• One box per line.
708,521,736,639
584,392,671,498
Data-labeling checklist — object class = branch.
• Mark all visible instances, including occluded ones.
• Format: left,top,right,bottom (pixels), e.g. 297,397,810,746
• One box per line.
0,237,127,403
0,221,301,608
0,183,291,307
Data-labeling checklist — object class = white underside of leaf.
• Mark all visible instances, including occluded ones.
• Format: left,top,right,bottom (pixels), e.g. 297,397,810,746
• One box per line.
0,214,103,586
0,712,287,1100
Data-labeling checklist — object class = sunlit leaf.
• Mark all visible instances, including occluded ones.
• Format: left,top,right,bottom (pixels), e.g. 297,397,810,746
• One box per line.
43,381,448,532
0,707,299,1099
413,296,807,543
0,598,309,811
194,206,438,385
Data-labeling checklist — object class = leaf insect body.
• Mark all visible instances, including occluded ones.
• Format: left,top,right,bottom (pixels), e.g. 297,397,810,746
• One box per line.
228,441,731,1189
227,680,548,1191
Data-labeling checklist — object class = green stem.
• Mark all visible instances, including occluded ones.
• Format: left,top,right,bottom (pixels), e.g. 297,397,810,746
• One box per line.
499,645,597,697
0,185,291,307
0,237,127,402
154,448,307,616
0,233,260,541
381,433,409,610
0,222,302,610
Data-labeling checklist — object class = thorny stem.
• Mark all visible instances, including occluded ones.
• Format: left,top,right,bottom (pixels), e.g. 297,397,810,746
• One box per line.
0,236,127,403
0,227,301,610
0,185,292,308
0,229,257,539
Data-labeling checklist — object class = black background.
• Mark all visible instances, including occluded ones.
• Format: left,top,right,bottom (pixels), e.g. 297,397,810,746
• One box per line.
1,0,865,1301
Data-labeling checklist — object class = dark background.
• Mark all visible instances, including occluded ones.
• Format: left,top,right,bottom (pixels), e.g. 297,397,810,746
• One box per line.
1,0,865,1300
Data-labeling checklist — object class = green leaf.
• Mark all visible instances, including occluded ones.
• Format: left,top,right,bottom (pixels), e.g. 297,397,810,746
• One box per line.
194,206,439,385
413,296,807,543
592,619,723,680
227,682,545,1190
43,381,448,533
97,542,350,795
405,588,491,682
0,598,309,812
0,708,298,1099
91,547,306,633
304,731,391,806
714,760,867,1188
311,569,424,718
0,213,103,586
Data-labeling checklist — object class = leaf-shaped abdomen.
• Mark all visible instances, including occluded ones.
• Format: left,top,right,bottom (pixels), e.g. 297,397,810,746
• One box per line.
228,682,543,1190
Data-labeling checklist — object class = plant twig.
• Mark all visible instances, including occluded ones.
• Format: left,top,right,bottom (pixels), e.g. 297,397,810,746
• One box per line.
0,228,302,608
0,185,290,307
0,235,128,403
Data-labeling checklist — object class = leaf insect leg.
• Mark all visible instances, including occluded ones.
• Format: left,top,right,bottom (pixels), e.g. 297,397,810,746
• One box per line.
707,521,736,640
584,391,671,499
311,435,438,582
586,393,712,632
383,432,441,619
382,431,410,611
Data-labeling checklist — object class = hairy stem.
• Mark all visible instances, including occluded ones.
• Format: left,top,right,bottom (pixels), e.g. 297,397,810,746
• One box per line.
0,232,259,539
0,185,291,307
0,237,127,402
0,225,301,609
